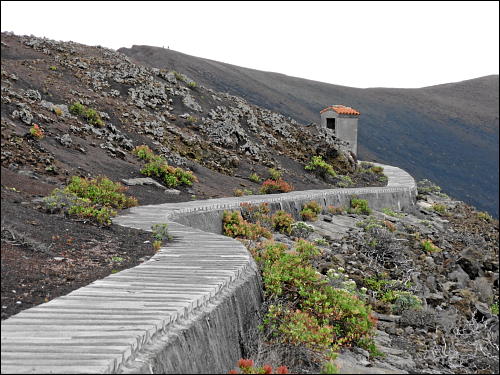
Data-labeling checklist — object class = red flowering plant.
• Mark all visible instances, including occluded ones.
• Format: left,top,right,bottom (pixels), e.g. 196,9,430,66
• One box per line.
228,358,289,374
260,179,293,194
29,123,44,139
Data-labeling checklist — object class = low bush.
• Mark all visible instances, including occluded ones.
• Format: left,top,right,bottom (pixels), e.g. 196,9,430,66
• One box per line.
133,145,197,187
305,156,337,179
420,239,441,253
271,210,295,234
300,201,322,221
268,168,282,181
290,221,314,238
249,173,261,183
477,211,493,222
432,203,448,215
256,239,376,359
228,358,289,374
151,223,172,242
132,145,158,162
140,159,197,187
29,123,44,139
69,102,104,126
327,205,344,215
336,175,353,188
240,202,271,227
260,179,293,194
43,176,138,225
349,197,371,215
233,188,253,197
382,208,404,218
223,210,272,240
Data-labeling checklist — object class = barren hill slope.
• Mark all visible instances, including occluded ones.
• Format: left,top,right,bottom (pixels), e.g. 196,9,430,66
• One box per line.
119,45,499,217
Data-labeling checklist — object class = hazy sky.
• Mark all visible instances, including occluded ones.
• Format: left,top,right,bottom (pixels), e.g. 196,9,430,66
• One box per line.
1,1,499,88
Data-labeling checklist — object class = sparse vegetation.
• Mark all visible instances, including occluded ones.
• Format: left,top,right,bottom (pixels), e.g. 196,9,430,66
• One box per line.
420,239,441,253
349,197,371,215
260,179,293,194
69,102,104,126
43,176,138,225
268,168,282,181
223,210,272,240
432,203,448,215
271,210,295,234
249,173,261,183
234,188,253,197
300,201,322,221
382,207,404,218
29,123,44,139
133,145,198,187
305,155,337,179
326,205,344,215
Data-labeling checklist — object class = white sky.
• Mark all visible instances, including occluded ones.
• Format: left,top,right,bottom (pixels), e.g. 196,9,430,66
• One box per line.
1,1,499,88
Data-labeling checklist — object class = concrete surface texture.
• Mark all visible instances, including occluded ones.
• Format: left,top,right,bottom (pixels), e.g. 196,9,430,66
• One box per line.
0,163,416,374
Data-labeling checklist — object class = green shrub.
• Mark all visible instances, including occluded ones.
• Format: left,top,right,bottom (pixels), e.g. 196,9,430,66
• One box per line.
382,208,404,218
140,159,197,187
491,302,499,315
420,239,441,253
132,145,159,162
186,115,197,123
349,197,371,215
172,71,185,82
305,155,337,179
187,81,197,89
259,238,375,352
300,201,322,221
477,211,493,222
222,210,272,240
233,188,253,197
336,175,353,188
370,165,384,174
260,179,293,194
69,102,86,116
271,210,295,234
432,203,447,215
239,202,271,226
65,176,138,208
151,223,172,242
417,179,449,198
69,102,104,126
248,173,261,183
49,65,57,71
44,176,137,225
29,124,44,139
268,168,282,181
290,221,314,238
84,108,104,127
327,205,344,215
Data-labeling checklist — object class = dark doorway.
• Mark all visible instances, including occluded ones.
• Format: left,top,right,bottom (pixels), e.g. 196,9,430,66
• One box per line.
326,118,336,132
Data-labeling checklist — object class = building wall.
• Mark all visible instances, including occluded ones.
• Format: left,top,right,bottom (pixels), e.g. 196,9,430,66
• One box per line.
320,110,358,155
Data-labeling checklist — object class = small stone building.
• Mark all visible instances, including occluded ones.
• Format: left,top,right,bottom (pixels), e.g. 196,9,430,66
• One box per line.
319,105,360,156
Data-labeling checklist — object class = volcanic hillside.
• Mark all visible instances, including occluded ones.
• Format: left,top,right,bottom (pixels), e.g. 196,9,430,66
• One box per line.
119,45,500,218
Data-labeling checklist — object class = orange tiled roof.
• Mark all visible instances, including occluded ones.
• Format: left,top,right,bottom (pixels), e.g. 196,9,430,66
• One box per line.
320,105,360,116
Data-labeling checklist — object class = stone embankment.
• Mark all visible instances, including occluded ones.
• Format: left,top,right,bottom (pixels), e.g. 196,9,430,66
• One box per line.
1,163,416,374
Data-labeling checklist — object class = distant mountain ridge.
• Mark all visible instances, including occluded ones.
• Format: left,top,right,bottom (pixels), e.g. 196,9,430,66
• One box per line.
119,45,499,217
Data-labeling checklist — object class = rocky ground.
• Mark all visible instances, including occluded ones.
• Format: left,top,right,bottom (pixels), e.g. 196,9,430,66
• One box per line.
1,32,385,320
236,183,498,374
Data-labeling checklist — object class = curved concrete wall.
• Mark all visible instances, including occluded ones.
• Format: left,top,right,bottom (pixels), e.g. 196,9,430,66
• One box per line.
0,163,416,374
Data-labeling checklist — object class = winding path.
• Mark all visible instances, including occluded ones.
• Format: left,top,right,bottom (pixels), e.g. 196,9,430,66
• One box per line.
1,163,416,374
